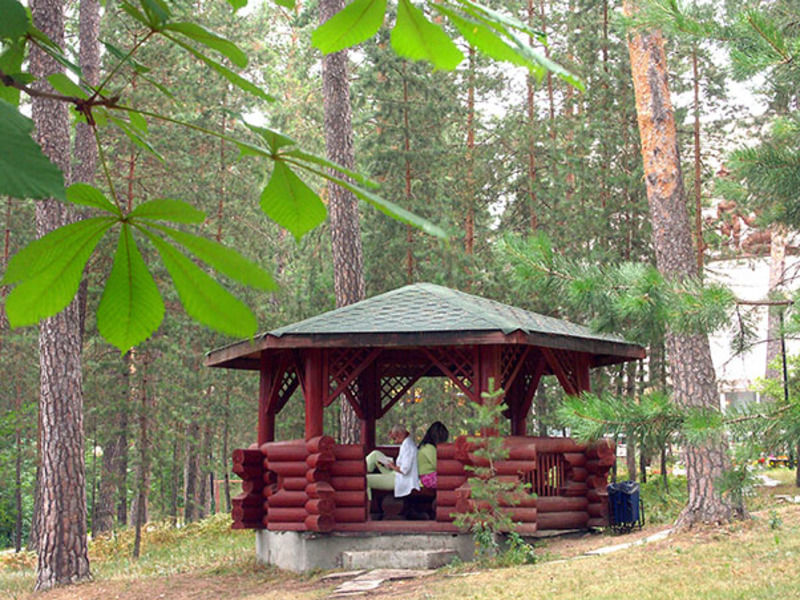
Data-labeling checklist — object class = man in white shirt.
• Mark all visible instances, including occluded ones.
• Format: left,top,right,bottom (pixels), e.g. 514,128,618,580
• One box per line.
366,424,420,500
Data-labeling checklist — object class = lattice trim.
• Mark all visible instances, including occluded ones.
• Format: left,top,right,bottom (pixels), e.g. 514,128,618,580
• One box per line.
378,366,428,418
500,346,530,391
275,367,299,414
324,348,381,407
540,348,580,396
423,346,476,401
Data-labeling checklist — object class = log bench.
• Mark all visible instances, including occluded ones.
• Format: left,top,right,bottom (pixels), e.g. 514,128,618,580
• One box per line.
371,487,436,521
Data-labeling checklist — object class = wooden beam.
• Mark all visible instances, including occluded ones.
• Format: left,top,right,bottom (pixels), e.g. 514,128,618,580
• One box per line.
359,362,378,451
518,355,546,426
503,346,531,392
304,349,324,439
378,364,432,418
205,329,645,369
324,348,382,407
258,353,275,445
422,347,478,402
540,347,578,396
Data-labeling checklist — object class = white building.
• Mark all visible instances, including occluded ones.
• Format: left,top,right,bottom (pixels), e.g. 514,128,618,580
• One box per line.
706,255,800,410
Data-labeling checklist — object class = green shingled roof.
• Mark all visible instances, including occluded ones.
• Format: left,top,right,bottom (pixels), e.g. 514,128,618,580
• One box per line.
269,283,624,344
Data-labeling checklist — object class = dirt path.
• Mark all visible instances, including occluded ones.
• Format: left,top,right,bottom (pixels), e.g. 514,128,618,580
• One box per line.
13,526,673,600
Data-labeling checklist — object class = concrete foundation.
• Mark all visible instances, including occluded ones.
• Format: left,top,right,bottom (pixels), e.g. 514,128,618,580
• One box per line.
255,530,475,572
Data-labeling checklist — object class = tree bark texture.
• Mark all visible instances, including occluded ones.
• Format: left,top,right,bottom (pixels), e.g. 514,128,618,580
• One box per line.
183,419,202,523
625,5,741,527
30,0,91,589
73,0,100,185
765,225,786,380
319,0,365,444
133,353,151,559
94,364,129,535
692,47,704,272
525,0,538,232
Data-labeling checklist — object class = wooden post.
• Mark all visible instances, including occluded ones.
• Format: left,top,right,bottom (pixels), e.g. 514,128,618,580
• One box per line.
359,362,378,451
304,349,324,440
575,353,591,393
478,346,502,435
508,379,527,436
258,353,275,445
478,346,502,399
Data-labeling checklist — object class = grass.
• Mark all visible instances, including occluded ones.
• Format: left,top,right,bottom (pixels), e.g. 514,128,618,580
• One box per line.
0,514,280,599
409,506,800,600
3,471,800,600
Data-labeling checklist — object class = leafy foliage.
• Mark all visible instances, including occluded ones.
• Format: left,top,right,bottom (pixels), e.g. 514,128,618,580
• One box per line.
0,100,66,201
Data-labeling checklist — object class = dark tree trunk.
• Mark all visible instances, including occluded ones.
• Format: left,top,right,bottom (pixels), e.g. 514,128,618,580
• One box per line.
625,362,637,481
319,0,366,444
116,401,129,526
691,47,704,271
132,353,151,559
765,226,786,380
526,0,538,232
625,2,742,526
170,434,180,523
14,383,23,553
30,0,91,589
74,0,99,185
222,393,232,512
183,419,201,523
402,64,414,283
94,357,130,534
464,46,475,256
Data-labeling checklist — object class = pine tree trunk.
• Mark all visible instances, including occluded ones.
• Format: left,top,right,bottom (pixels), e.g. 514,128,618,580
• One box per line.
132,353,150,559
183,420,201,523
116,399,129,525
170,435,180,523
402,64,414,282
465,46,476,256
625,2,741,527
222,393,232,513
765,225,786,379
319,0,366,444
94,357,130,534
14,383,23,553
526,0,538,231
30,0,91,589
625,362,637,481
74,0,99,185
692,47,704,271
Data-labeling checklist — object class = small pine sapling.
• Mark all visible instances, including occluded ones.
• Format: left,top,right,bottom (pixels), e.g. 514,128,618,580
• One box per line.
453,378,536,561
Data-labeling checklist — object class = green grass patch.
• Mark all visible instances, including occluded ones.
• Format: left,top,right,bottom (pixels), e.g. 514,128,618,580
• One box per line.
418,505,800,600
0,513,255,597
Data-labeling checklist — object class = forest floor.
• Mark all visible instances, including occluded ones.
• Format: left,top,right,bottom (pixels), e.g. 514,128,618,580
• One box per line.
2,468,799,600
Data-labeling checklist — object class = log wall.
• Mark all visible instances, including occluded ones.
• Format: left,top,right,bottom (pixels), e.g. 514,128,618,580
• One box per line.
232,435,614,532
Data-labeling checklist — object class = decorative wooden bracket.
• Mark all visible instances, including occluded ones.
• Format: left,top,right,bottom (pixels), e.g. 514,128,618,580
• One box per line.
323,348,382,409
377,364,432,418
423,346,478,402
518,354,547,421
500,346,531,392
540,348,591,396
266,352,301,415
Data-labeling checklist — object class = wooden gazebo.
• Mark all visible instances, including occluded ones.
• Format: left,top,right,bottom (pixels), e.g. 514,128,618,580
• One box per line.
206,283,645,535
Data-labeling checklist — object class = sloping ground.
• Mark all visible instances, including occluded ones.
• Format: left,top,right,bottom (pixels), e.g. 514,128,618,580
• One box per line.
3,482,800,600
368,506,800,600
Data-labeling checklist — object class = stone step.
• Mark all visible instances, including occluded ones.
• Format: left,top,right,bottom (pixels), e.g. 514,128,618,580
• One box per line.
341,549,458,570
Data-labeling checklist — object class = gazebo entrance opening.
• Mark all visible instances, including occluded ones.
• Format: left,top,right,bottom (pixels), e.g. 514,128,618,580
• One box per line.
207,283,645,535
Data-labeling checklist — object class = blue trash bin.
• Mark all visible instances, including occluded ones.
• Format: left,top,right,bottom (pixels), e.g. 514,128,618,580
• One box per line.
607,481,642,532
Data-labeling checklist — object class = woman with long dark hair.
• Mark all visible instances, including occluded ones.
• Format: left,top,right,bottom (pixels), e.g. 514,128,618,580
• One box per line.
417,421,449,489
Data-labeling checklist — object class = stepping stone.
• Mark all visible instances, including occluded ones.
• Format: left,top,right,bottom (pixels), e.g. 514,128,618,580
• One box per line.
321,570,368,581
342,549,457,569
